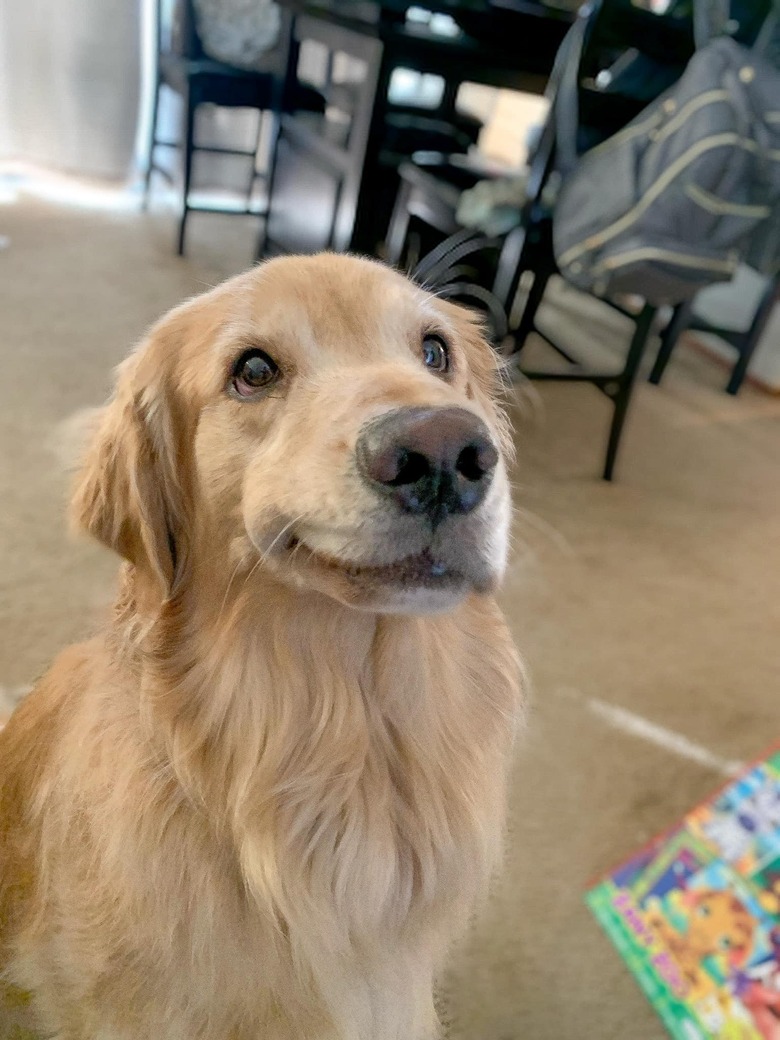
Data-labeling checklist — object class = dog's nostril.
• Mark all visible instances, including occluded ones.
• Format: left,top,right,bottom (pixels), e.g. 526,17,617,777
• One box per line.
388,450,430,487
456,444,483,482
456,440,498,482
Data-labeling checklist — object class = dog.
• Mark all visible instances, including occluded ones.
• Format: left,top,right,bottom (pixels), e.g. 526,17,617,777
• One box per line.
0,254,523,1040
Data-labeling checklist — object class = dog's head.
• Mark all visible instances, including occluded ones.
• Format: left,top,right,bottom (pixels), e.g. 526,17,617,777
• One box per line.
72,255,512,614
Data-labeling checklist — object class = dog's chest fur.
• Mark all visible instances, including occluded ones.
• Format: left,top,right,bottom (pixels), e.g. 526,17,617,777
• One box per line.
172,597,516,935
2,595,520,1040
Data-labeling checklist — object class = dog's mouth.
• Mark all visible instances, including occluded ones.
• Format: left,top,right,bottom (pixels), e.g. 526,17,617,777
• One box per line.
288,538,463,589
250,515,498,609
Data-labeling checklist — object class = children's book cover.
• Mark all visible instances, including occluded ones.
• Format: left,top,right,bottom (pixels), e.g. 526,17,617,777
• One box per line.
587,748,780,1039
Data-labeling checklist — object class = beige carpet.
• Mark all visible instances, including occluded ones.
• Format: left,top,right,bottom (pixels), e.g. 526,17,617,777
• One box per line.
2,187,780,1040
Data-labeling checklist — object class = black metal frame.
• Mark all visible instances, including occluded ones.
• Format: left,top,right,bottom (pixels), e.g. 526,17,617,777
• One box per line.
142,0,287,255
649,273,780,395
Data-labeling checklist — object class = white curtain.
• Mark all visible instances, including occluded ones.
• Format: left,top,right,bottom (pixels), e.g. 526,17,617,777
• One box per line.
0,0,142,180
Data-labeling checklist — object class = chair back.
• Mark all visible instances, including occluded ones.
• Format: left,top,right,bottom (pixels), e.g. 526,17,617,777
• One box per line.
152,0,290,73
152,0,204,61
554,0,697,172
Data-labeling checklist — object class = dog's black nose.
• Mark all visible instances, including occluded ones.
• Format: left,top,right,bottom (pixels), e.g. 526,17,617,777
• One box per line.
356,407,498,525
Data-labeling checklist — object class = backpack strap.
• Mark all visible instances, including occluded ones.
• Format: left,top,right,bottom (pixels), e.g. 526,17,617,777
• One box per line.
693,0,731,49
754,0,780,60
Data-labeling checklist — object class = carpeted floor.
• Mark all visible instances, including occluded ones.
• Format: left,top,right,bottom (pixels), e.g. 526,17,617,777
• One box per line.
2,186,780,1039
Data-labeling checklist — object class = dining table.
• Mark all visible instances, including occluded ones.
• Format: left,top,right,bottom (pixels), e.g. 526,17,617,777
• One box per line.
264,0,574,257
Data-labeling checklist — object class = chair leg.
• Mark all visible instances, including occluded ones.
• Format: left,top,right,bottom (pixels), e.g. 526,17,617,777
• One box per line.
385,179,414,269
648,300,693,385
603,304,655,481
510,261,552,354
142,78,162,209
726,334,756,396
725,275,779,395
492,223,529,315
246,108,265,211
177,88,197,257
256,77,286,261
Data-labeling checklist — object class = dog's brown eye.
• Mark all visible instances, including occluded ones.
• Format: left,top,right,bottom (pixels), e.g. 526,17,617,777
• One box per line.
232,350,280,397
422,335,449,374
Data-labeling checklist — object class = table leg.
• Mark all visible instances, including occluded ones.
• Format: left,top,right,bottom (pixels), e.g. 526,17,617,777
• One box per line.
349,42,394,255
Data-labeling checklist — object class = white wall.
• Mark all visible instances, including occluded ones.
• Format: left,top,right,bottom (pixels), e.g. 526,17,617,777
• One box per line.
0,0,141,180
693,267,780,391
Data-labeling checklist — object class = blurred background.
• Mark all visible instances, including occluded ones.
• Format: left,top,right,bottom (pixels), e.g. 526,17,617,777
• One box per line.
0,0,779,1037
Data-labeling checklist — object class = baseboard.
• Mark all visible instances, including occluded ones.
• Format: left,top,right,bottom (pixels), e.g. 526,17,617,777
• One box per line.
686,332,780,396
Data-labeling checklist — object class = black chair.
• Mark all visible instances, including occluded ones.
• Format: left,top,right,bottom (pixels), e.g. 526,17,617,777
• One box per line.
385,153,488,273
324,82,484,257
385,0,696,480
649,272,780,395
143,0,322,256
376,104,484,248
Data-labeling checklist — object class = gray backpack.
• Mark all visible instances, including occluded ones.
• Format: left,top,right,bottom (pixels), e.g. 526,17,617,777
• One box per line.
553,35,780,304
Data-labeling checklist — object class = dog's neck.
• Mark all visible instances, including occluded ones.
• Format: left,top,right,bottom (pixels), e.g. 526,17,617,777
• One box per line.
113,556,516,959
124,560,434,803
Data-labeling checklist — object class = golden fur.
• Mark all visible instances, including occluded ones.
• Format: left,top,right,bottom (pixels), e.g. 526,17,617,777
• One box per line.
0,254,523,1040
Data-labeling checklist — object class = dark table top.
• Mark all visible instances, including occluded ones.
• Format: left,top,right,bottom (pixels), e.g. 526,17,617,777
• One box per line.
278,0,575,31
278,0,574,91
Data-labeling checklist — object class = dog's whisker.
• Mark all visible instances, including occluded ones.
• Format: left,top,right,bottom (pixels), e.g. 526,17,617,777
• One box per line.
513,506,574,557
240,555,265,593
214,558,245,629
258,514,306,566
210,517,308,617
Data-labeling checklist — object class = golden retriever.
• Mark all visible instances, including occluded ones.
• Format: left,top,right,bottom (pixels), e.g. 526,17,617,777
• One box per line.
0,254,523,1040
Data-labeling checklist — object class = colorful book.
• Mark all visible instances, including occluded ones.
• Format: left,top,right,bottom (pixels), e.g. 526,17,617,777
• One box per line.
587,748,780,1040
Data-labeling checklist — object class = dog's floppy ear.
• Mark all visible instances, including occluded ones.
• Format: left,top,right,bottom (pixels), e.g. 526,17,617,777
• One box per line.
71,325,192,605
